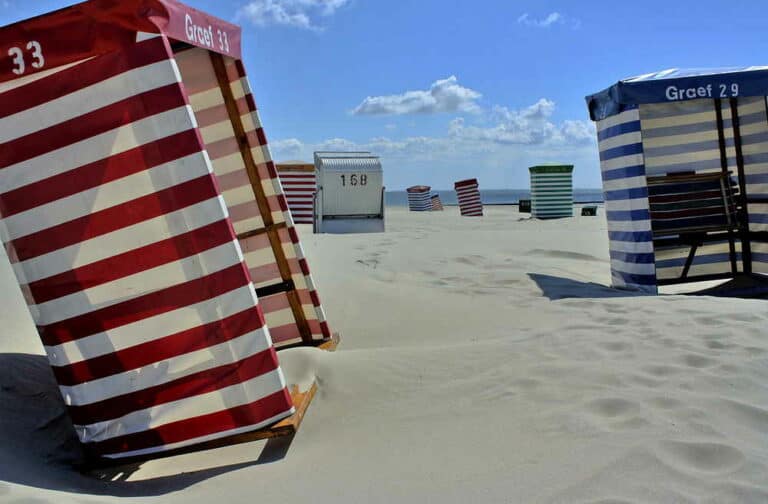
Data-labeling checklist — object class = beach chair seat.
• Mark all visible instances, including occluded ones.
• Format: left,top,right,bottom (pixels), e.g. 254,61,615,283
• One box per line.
581,205,598,216
648,171,741,281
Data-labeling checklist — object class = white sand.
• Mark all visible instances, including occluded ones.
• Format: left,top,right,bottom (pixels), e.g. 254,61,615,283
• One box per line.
1,205,768,503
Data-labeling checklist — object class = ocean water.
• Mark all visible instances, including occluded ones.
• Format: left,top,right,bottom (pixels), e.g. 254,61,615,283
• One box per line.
385,189,603,207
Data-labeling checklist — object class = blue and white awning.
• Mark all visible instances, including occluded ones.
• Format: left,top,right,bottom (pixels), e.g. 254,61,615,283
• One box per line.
586,67,768,121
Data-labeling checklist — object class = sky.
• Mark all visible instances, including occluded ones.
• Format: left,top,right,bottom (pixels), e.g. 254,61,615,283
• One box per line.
3,0,768,189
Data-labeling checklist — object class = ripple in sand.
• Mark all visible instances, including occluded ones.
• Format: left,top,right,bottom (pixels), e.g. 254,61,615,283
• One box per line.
586,398,640,419
681,354,718,368
642,364,685,377
647,396,683,410
715,399,768,434
657,440,745,474
598,341,632,352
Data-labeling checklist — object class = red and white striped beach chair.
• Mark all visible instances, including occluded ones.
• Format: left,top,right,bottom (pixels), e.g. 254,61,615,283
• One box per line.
430,193,444,211
276,163,316,224
0,0,334,463
454,178,483,216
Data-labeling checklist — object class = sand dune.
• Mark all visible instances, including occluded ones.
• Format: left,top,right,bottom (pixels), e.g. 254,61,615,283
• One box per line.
1,205,767,503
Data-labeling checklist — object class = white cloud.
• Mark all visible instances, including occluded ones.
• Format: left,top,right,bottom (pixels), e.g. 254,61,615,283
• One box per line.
517,12,561,27
236,0,349,30
448,99,594,146
271,98,595,168
517,12,580,29
271,138,305,156
352,76,482,116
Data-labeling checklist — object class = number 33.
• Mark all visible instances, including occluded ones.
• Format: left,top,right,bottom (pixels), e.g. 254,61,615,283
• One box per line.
8,41,45,75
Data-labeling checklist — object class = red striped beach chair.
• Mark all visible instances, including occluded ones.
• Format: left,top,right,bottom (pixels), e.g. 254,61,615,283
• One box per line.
0,0,334,464
431,193,444,211
454,178,483,216
276,163,316,224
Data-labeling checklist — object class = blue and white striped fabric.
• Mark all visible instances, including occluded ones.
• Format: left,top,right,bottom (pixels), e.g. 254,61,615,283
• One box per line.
639,100,732,177
597,107,658,293
737,97,768,273
638,99,740,280
407,186,432,211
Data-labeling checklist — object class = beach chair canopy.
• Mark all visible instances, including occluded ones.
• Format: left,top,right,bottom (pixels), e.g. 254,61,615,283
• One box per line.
0,0,332,460
586,67,768,293
313,151,385,233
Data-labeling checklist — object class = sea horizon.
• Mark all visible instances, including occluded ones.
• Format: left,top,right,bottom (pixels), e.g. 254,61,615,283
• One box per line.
385,188,604,206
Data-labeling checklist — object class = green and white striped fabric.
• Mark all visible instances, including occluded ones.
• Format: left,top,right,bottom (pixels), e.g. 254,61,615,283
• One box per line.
529,165,574,218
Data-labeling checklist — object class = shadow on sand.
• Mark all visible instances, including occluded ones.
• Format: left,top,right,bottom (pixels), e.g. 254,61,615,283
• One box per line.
528,273,648,301
0,353,292,497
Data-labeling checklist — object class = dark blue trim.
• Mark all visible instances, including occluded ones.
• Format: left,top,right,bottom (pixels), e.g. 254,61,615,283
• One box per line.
608,230,653,242
586,68,768,121
604,187,648,201
656,253,742,269
599,142,644,162
606,209,651,221
609,250,656,264
746,173,768,184
602,164,646,181
597,120,641,141
613,270,658,286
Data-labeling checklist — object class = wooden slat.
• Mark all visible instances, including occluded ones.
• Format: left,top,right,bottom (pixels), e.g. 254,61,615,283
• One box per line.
208,52,313,344
236,221,288,241
276,163,315,172
80,382,319,470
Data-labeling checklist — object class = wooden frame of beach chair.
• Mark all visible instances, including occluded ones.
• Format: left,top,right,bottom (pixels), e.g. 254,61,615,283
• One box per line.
648,171,742,285
0,0,337,467
173,44,334,350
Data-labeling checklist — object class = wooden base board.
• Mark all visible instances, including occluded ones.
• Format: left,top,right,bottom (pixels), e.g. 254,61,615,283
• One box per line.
80,382,318,472
79,333,340,472
318,331,341,351
279,331,341,352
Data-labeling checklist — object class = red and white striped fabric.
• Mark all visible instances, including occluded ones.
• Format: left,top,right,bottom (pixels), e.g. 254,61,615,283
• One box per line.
430,194,444,211
173,46,331,349
0,0,336,461
276,164,316,224
0,34,293,460
454,178,483,216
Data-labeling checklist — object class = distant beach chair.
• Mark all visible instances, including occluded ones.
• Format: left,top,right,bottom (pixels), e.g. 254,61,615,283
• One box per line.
581,205,598,216
519,199,532,213
277,162,316,224
529,165,574,219
407,185,432,211
313,151,385,233
431,193,444,211
454,178,483,216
